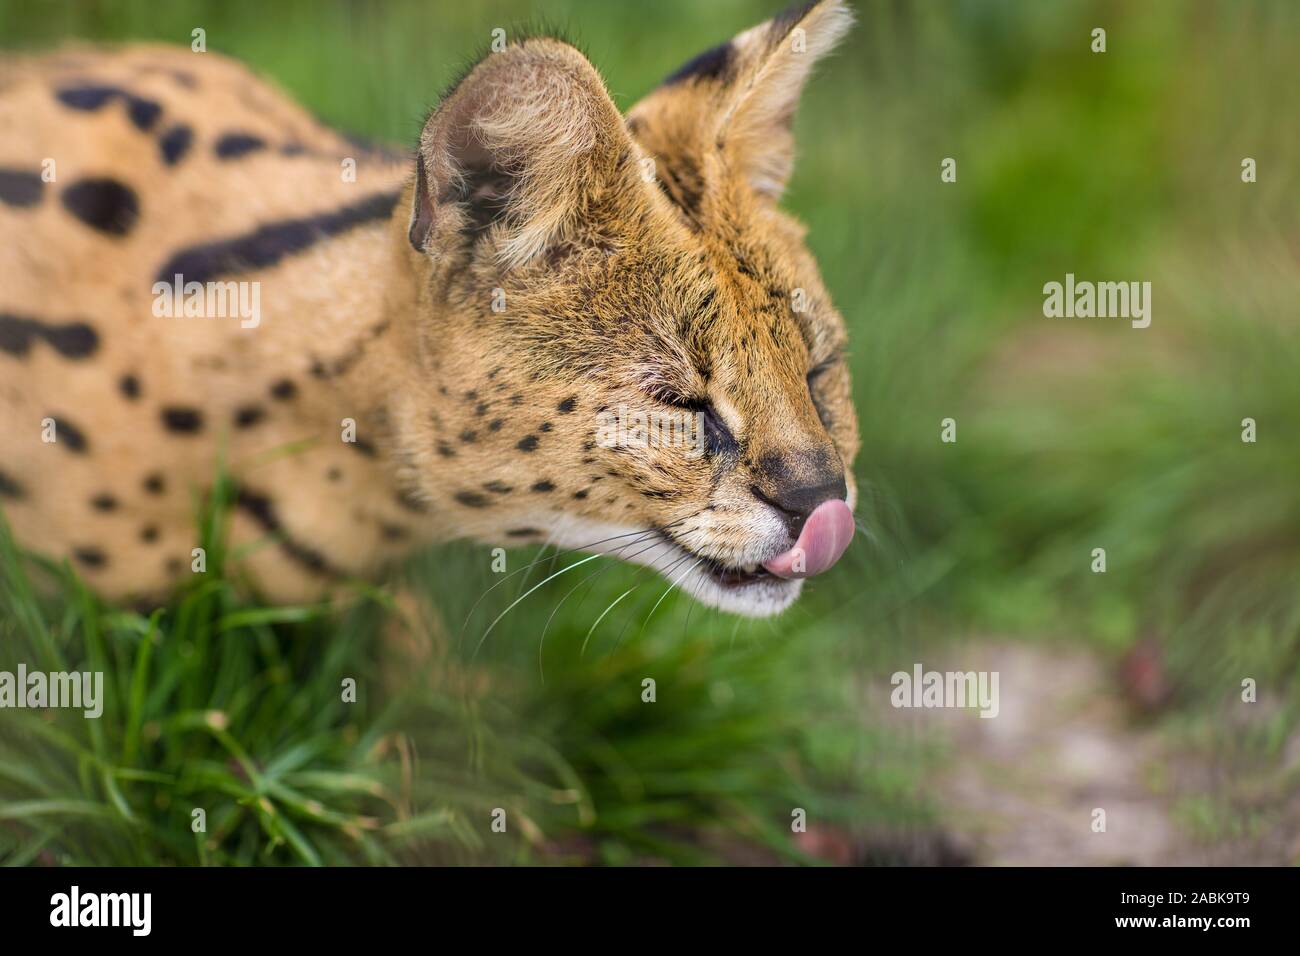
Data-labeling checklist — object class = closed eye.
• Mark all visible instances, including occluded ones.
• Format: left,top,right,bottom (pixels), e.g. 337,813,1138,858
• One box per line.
664,395,738,458
806,356,841,428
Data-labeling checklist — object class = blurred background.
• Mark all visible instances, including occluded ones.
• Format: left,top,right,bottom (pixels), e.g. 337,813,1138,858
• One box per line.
1,0,1297,865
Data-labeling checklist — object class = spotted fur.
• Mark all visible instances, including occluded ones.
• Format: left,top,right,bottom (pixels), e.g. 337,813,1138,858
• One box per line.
0,1,859,617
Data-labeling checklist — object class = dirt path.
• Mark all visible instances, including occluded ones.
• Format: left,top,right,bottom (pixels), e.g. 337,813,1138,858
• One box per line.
882,642,1284,866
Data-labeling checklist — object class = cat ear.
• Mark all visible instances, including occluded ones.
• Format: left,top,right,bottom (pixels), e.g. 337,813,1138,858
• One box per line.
408,38,638,266
628,0,852,204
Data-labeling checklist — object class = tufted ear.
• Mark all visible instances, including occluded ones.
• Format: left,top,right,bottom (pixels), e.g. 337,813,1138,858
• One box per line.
408,38,638,267
628,0,852,205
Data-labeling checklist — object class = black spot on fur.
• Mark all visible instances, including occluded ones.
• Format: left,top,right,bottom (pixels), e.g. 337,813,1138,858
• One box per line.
158,124,193,165
0,168,43,207
454,491,490,508
143,472,166,495
326,468,342,483
483,481,513,494
474,401,489,416
73,546,107,569
663,41,733,85
140,525,159,543
161,406,204,433
379,523,409,542
125,94,162,131
234,405,265,428
348,437,377,457
119,374,141,399
90,493,117,512
62,178,139,236
531,481,555,493
506,528,542,538
516,435,539,452
0,313,98,359
215,132,267,159
154,190,400,284
557,396,577,414
395,490,428,514
459,429,478,443
538,422,553,433
236,486,342,577
269,379,297,400
0,469,24,498
488,418,504,432
55,84,118,111
50,416,88,453
436,442,456,458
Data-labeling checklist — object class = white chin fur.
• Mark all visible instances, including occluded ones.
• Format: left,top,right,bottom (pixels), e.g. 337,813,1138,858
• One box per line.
679,565,804,618
544,518,803,619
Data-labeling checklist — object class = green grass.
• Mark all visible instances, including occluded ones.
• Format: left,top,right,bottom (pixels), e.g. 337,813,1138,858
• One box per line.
1,473,929,865
2,0,1299,863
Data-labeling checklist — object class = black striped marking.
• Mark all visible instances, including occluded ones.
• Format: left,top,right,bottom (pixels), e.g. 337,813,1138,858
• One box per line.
0,312,98,359
154,190,400,285
215,132,267,159
235,486,343,578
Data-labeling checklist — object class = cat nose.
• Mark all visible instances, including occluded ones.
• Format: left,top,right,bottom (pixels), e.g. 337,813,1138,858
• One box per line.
752,451,848,537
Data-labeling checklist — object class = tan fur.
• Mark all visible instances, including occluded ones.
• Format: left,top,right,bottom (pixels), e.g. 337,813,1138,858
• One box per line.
0,1,859,617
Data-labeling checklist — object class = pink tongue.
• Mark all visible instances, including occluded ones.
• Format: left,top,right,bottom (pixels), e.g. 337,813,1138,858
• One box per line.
762,499,855,580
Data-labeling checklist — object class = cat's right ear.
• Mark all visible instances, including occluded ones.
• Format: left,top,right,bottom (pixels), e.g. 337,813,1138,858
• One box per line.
407,38,638,268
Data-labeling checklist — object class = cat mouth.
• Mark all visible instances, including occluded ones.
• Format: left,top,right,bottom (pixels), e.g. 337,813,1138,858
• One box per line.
661,499,856,591
693,554,777,589
649,536,797,615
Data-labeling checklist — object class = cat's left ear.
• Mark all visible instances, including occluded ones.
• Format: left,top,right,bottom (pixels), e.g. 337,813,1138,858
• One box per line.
629,0,852,204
